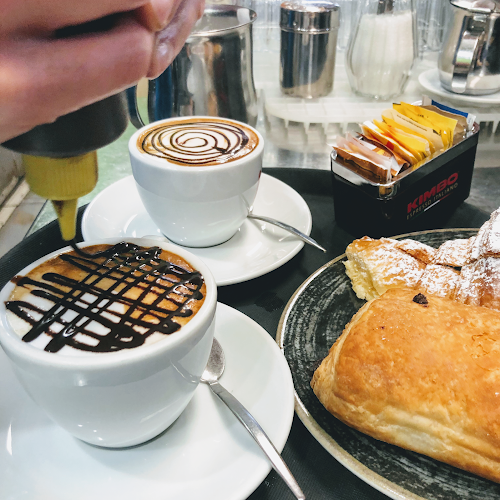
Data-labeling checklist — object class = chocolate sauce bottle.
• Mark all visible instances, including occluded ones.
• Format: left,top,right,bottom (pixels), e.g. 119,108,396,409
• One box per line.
1,16,129,241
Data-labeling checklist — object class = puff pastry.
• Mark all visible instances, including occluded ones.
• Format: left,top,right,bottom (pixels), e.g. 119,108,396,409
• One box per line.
470,208,500,261
311,288,500,483
344,209,500,309
344,237,426,301
455,257,500,310
416,264,460,299
394,239,437,264
433,237,474,268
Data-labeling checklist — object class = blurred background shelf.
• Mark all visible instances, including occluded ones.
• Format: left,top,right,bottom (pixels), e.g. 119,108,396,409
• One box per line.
257,51,500,168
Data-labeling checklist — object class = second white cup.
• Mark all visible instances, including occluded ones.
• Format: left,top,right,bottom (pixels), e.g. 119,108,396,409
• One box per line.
129,117,264,248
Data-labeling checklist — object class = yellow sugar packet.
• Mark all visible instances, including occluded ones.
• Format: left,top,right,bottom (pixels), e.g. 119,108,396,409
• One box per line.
420,105,467,145
394,102,457,149
382,108,444,153
361,121,419,166
393,102,445,146
373,119,430,161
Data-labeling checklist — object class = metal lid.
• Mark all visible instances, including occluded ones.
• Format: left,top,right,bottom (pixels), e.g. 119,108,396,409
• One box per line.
190,5,256,36
280,0,340,32
450,0,500,14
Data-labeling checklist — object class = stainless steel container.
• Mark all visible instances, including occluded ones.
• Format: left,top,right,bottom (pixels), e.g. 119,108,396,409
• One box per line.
127,5,258,127
438,0,500,95
280,0,340,98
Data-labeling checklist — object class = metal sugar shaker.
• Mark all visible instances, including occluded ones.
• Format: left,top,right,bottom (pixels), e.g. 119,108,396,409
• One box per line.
280,0,340,98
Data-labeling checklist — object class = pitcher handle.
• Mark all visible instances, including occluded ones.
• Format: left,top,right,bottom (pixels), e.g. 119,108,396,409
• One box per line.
451,15,485,94
126,67,174,129
126,86,146,129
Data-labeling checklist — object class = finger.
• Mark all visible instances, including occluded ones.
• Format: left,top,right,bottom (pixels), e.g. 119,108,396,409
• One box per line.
2,0,178,37
135,1,178,32
0,14,155,142
147,0,205,78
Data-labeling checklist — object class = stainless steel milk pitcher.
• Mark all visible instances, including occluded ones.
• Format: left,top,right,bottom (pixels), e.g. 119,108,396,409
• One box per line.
127,5,258,127
438,0,500,95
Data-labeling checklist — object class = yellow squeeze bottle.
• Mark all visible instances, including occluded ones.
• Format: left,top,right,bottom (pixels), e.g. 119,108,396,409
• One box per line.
23,152,98,241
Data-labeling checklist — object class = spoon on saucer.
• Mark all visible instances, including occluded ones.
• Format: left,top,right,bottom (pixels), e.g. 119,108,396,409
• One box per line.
201,338,306,500
143,214,326,253
247,213,326,252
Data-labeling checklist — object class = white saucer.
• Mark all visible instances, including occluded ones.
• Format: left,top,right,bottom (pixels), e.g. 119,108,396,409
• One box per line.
82,174,312,286
0,303,294,500
418,68,500,105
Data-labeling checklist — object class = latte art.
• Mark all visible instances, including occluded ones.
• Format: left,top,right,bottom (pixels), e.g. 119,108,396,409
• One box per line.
6,243,206,355
137,120,259,166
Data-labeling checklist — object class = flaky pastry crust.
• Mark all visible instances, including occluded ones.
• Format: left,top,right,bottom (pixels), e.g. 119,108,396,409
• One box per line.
311,288,500,483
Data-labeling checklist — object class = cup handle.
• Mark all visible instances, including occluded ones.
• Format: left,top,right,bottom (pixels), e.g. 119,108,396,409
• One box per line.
451,16,484,94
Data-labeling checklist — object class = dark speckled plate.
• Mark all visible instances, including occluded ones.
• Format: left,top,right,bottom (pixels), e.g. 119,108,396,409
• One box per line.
277,229,500,500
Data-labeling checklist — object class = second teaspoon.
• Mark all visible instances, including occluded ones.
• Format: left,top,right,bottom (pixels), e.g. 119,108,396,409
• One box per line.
201,338,306,500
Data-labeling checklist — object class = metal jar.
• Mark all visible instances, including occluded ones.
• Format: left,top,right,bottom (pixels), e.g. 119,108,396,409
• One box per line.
280,0,340,98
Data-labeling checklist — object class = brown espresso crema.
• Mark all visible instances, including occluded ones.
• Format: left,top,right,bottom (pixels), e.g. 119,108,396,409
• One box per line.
137,118,260,166
6,243,206,355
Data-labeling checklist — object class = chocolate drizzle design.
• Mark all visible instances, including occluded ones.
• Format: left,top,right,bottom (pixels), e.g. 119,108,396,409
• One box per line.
6,243,205,353
138,120,258,166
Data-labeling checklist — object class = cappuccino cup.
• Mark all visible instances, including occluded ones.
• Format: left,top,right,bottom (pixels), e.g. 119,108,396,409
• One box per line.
0,238,217,447
128,117,264,247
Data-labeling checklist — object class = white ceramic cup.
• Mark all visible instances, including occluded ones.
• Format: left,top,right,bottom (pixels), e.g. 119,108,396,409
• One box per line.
128,116,264,248
0,238,217,448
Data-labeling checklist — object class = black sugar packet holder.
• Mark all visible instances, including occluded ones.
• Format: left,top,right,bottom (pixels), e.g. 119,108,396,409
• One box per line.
331,99,480,238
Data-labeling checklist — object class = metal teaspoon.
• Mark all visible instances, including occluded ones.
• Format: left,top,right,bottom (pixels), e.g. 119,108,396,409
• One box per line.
201,338,306,500
247,213,326,252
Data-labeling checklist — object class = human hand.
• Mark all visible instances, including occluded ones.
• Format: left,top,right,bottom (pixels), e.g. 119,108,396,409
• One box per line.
0,0,205,143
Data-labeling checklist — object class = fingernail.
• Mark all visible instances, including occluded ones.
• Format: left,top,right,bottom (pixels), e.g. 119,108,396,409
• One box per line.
150,0,175,29
136,1,173,32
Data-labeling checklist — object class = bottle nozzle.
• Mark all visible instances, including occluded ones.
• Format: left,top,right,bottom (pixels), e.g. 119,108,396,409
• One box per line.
51,199,78,241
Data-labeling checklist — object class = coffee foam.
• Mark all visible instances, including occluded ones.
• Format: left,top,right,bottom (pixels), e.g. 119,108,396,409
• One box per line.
6,243,206,356
137,119,259,166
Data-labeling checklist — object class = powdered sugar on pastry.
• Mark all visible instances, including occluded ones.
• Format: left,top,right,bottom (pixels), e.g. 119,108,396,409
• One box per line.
417,264,459,299
394,239,437,264
455,257,500,310
344,236,426,301
470,208,500,261
344,205,500,310
433,237,475,267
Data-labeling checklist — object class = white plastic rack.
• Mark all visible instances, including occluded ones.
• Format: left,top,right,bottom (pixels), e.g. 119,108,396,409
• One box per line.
256,51,500,166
